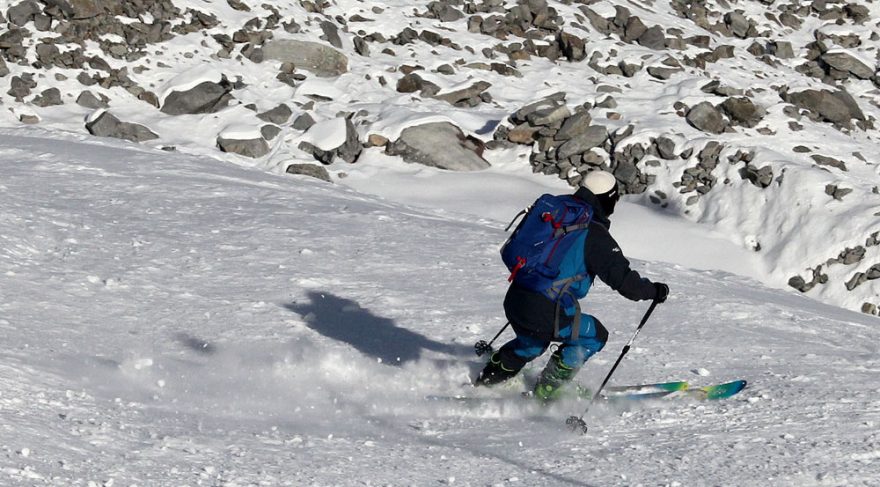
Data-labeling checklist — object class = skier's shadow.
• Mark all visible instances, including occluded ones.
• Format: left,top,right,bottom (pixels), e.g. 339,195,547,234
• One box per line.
284,291,467,366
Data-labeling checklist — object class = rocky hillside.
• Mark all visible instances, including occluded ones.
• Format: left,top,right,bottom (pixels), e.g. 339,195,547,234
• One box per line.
1,0,879,315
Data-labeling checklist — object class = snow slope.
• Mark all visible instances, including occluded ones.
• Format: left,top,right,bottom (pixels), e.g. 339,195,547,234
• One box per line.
3,0,880,314
1,129,878,486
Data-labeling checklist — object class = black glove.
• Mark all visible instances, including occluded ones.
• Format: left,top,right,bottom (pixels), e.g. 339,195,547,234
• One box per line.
653,282,669,303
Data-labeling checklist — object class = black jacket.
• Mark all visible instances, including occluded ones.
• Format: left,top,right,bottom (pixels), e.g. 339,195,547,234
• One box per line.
504,187,658,338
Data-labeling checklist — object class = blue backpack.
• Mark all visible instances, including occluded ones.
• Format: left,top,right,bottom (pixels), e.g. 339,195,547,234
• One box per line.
501,194,594,338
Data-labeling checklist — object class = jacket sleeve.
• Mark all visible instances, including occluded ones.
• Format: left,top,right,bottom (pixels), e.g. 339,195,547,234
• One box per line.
584,222,657,301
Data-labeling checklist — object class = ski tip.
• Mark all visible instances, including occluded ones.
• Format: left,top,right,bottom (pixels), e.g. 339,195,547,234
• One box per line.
700,379,748,400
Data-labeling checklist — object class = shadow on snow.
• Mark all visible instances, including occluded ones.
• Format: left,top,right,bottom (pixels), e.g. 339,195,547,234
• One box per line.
284,291,469,366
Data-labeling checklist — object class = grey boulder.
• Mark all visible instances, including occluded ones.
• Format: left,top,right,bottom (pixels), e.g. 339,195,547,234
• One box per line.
686,102,727,134
555,125,608,160
286,163,332,182
783,88,866,128
819,52,875,80
262,39,348,77
161,79,234,115
386,122,490,171
86,111,158,143
217,136,270,158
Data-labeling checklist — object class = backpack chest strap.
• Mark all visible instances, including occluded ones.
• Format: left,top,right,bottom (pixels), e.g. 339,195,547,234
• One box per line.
553,222,591,239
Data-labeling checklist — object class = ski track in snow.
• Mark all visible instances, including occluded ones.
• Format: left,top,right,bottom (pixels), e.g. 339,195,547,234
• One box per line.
1,130,879,486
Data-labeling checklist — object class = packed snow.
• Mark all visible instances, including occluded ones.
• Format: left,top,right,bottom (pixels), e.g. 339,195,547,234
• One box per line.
1,128,879,486
2,0,880,484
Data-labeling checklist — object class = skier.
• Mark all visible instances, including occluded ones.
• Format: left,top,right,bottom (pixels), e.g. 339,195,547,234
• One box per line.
475,170,669,401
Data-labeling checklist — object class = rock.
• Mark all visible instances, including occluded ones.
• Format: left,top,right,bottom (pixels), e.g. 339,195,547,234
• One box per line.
0,27,24,50
319,21,343,49
506,124,540,144
8,74,37,101
724,11,753,38
428,1,464,22
257,104,292,124
261,125,281,140
558,31,586,61
768,41,795,59
161,79,233,115
433,64,456,76
286,163,332,182
527,104,571,126
351,36,370,56
720,97,766,128
555,111,592,140
788,275,808,292
837,246,866,265
686,102,727,134
32,87,63,107
825,184,852,200
86,111,159,143
386,122,490,171
366,134,388,147
417,30,443,47
618,60,641,77
396,73,425,93
7,0,41,26
654,136,676,159
262,39,348,77
638,26,666,50
217,136,270,158
780,12,802,29
624,16,647,42
819,52,875,80
334,117,362,163
812,154,847,171
784,89,866,128
741,164,773,188
509,92,566,125
647,66,682,79
76,90,107,109
844,4,870,24
293,113,316,131
297,117,361,164
556,125,608,160
61,0,106,19
845,272,866,291
0,57,8,77
35,43,60,66
433,81,491,106
138,91,160,108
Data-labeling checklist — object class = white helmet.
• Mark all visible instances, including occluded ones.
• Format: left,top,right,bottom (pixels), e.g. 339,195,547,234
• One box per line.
581,170,620,215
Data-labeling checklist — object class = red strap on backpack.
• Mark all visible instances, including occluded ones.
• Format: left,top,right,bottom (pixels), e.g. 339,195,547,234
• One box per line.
508,256,526,282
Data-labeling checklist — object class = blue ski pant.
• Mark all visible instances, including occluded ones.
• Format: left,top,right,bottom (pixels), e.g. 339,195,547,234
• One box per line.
496,314,608,370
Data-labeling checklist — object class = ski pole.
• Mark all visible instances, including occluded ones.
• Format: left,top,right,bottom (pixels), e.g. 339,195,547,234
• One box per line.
474,322,510,357
566,299,659,434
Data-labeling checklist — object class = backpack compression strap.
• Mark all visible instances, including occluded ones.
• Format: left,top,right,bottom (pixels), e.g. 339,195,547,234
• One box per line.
550,274,589,339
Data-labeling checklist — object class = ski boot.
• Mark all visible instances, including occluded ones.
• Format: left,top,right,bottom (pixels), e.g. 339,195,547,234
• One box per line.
474,352,520,387
533,352,580,403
